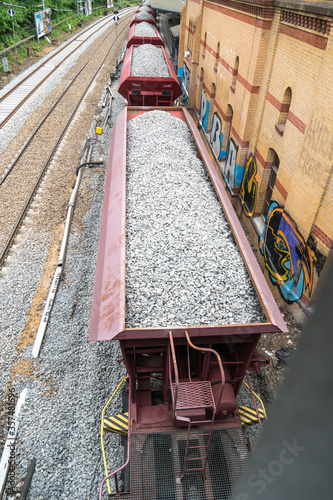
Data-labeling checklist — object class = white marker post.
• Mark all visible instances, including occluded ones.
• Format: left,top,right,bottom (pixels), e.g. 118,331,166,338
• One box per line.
0,389,28,498
113,14,120,57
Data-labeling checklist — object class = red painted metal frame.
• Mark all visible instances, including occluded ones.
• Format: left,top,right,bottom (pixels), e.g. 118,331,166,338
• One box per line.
89,110,126,341
135,6,154,15
118,45,182,103
130,14,156,27
89,107,287,343
126,23,164,48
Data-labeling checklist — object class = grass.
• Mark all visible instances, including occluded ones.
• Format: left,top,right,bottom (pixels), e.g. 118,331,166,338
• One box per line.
0,1,138,76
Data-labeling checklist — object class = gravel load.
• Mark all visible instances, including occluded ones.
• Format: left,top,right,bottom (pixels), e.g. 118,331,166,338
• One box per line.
142,0,151,5
131,44,170,77
138,5,151,12
134,21,157,37
125,110,266,328
135,11,153,20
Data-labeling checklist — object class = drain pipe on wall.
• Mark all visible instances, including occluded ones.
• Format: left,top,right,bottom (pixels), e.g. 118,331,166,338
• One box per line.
32,147,104,358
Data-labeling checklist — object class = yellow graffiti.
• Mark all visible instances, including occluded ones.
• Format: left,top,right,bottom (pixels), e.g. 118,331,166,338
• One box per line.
261,203,315,302
272,229,291,282
241,155,258,217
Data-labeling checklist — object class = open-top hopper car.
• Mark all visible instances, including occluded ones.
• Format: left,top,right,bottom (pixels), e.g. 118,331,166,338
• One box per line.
90,107,287,500
118,45,181,106
130,12,156,27
127,22,164,48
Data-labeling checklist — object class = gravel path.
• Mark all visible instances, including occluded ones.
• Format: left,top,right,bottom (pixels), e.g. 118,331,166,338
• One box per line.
0,19,130,499
131,44,169,77
0,74,128,500
125,110,265,328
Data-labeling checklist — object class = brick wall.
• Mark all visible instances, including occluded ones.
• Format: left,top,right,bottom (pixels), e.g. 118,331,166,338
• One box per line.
178,0,333,319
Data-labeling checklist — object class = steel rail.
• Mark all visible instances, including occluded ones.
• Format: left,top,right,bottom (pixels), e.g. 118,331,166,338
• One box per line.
0,20,102,103
0,15,129,187
0,7,134,128
0,19,131,269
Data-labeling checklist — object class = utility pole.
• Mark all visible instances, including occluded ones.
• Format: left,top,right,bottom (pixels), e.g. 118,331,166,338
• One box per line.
113,14,120,57
77,0,83,20
3,2,26,64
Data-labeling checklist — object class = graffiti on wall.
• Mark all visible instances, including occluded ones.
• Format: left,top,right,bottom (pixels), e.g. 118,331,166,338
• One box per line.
241,155,258,217
259,201,314,303
299,113,333,177
197,95,247,190
200,89,210,132
177,64,190,103
209,112,224,161
183,63,190,98
221,138,245,192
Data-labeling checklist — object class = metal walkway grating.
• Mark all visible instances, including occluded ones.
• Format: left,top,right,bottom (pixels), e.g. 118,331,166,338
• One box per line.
172,381,215,410
109,427,248,499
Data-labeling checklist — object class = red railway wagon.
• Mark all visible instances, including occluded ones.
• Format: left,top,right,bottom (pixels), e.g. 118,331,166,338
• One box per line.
129,13,156,27
90,107,287,500
118,45,182,106
135,6,154,14
127,23,164,48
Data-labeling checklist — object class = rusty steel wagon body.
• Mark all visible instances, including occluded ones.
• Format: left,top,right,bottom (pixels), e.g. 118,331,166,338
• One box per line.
135,6,154,15
90,106,287,500
126,22,164,49
118,45,181,106
130,12,156,27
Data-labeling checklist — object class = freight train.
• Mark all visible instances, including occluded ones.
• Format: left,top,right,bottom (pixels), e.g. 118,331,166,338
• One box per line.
89,4,287,500
118,4,181,106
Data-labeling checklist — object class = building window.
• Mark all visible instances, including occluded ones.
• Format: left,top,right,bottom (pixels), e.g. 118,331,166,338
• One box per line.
221,104,233,153
203,32,207,57
196,67,204,112
206,83,216,133
275,87,292,136
263,152,280,217
214,42,220,72
188,21,192,49
230,56,239,93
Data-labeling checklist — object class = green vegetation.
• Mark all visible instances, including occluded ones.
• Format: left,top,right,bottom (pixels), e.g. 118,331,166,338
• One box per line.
0,0,138,71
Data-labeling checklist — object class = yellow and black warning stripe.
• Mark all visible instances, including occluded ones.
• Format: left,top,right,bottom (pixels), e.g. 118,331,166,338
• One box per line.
238,406,266,427
103,412,128,435
103,407,264,433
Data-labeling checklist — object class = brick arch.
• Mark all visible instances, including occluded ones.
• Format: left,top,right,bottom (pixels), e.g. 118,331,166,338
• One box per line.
206,83,216,133
188,20,192,49
232,56,239,86
279,87,292,124
195,67,204,112
214,42,220,71
262,149,280,217
203,32,207,57
222,104,233,152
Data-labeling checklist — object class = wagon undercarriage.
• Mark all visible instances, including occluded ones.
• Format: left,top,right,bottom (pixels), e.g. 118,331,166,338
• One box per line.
109,427,248,500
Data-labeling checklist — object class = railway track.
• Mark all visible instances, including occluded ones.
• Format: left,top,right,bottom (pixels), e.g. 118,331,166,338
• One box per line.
0,14,132,269
0,7,134,128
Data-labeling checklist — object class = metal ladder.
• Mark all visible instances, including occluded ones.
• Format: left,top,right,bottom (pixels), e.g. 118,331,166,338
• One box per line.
169,331,225,479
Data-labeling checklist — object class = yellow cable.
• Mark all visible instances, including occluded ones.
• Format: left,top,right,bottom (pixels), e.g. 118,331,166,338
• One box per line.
242,380,267,420
101,376,129,495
